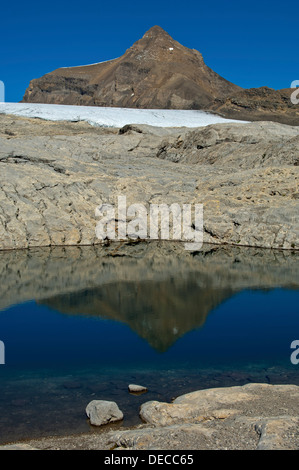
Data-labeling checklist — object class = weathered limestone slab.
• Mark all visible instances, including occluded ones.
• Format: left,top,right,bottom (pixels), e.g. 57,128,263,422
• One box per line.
0,115,298,251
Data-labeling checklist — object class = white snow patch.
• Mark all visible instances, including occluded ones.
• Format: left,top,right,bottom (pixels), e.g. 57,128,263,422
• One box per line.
0,102,248,128
60,57,119,69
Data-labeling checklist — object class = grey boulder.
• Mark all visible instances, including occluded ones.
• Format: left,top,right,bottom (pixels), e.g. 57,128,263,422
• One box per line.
86,400,123,426
128,384,148,393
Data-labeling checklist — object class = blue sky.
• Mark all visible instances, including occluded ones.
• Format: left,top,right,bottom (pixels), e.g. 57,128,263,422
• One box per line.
1,0,298,103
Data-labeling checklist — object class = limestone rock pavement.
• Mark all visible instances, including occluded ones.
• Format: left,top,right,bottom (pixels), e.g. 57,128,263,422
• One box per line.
0,115,298,251
109,384,299,450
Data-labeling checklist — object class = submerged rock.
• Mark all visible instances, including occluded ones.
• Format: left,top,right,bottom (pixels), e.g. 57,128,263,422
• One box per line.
63,381,82,390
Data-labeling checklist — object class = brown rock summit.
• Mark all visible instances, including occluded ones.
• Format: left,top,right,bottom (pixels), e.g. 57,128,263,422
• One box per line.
211,86,299,126
22,25,241,109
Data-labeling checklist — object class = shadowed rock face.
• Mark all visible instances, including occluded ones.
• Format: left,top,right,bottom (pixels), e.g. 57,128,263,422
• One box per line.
22,25,241,110
0,243,298,352
210,87,299,126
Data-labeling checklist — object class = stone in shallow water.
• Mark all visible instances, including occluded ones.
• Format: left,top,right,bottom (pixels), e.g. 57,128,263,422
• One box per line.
86,400,123,426
128,384,148,393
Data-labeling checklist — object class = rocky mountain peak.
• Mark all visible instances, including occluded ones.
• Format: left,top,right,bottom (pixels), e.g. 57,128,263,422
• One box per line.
21,26,297,124
22,26,241,109
142,25,171,39
127,25,185,63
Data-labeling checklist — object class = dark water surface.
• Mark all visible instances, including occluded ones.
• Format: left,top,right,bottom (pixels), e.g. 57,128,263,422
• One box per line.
0,242,298,444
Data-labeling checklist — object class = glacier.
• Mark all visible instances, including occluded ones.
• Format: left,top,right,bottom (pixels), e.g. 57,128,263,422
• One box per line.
0,102,247,128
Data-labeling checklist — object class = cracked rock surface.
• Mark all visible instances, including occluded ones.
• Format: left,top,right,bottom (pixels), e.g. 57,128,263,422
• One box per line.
108,383,299,450
0,114,298,250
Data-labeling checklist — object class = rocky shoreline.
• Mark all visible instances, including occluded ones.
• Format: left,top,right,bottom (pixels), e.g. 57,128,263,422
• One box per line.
1,383,298,450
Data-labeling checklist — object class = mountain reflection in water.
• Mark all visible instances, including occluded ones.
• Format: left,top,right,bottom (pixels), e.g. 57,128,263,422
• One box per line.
40,281,234,352
1,241,298,353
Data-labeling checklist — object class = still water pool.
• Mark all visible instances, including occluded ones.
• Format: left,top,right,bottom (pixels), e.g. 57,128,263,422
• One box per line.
0,242,298,444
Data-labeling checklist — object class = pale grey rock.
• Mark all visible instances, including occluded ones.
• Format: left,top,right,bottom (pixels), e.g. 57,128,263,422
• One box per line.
128,384,148,393
0,444,38,451
140,400,207,426
107,383,299,450
86,400,123,426
140,383,299,428
157,121,299,167
109,423,214,450
255,417,299,450
0,115,298,251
